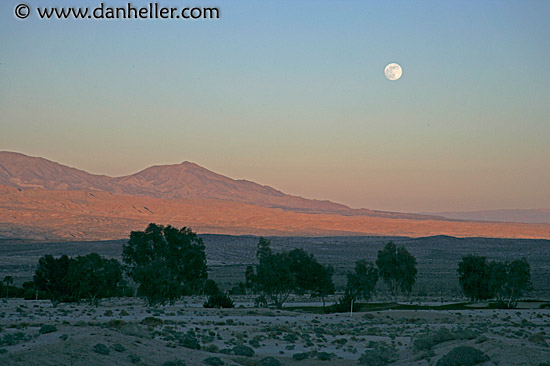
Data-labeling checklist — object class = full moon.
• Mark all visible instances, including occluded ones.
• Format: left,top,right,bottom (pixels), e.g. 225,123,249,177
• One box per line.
384,63,402,81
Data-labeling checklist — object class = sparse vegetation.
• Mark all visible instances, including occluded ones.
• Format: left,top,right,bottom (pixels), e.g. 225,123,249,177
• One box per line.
435,346,489,366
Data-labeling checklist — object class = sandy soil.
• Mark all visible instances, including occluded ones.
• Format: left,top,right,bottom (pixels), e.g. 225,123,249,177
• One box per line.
0,298,548,366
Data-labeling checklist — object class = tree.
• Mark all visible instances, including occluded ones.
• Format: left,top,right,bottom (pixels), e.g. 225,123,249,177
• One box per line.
487,260,508,302
457,255,490,302
255,248,295,308
288,248,335,306
376,242,417,301
247,238,334,308
3,276,13,298
344,260,378,315
122,223,207,306
244,265,255,290
33,254,71,306
67,253,123,306
310,262,335,307
502,258,532,308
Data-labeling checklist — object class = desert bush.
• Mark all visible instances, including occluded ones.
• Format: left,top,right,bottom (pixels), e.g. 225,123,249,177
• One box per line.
259,357,281,366
112,343,126,352
128,354,141,364
233,345,255,357
179,331,201,350
528,333,547,346
436,346,489,366
164,360,187,366
293,352,309,361
141,316,163,326
0,332,32,346
317,351,334,361
39,325,57,334
203,357,224,366
203,344,220,353
92,343,110,355
203,292,235,309
413,327,455,351
249,339,261,348
358,341,398,365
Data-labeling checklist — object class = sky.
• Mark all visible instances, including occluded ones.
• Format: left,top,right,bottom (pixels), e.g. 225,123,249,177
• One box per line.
1,0,549,212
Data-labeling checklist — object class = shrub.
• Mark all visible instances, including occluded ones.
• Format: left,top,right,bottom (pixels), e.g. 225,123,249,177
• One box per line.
39,325,57,334
259,357,281,366
179,332,201,350
413,327,455,351
232,345,255,357
292,352,308,361
358,341,398,365
112,343,126,352
163,360,186,366
203,357,224,366
528,333,547,346
436,346,489,366
249,339,261,348
203,292,235,309
317,352,333,361
128,354,141,364
202,344,220,353
92,343,110,355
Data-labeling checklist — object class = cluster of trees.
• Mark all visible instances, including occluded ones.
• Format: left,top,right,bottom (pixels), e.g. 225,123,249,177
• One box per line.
18,224,215,307
245,238,335,308
32,253,124,306
458,255,532,308
0,223,535,310
338,241,417,313
245,239,418,310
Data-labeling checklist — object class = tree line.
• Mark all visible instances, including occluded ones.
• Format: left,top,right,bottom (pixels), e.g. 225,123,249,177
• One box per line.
0,223,534,309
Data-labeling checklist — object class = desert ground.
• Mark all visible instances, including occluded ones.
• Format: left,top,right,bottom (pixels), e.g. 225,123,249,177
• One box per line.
0,235,549,365
0,297,549,366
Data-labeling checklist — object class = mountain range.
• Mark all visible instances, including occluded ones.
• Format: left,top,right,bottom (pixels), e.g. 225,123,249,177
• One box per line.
1,151,549,240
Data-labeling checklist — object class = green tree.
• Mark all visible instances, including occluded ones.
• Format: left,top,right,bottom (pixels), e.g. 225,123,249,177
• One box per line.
457,255,490,302
33,254,71,306
502,258,532,308
122,223,207,306
255,248,295,308
288,248,335,307
67,253,123,306
247,238,335,308
344,260,378,314
3,276,13,298
244,265,255,290
487,260,508,302
376,242,417,301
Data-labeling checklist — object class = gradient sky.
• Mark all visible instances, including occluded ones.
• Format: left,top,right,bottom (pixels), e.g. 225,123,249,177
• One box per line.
1,0,549,212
